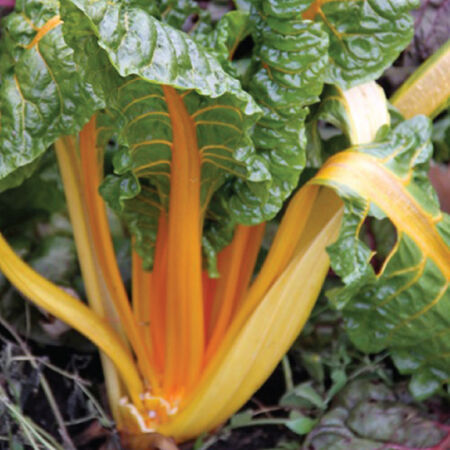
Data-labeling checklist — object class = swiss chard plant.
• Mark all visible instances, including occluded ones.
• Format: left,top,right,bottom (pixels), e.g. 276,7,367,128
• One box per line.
0,0,449,445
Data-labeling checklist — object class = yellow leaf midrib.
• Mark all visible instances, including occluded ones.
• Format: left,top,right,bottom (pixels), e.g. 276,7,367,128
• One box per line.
314,151,450,280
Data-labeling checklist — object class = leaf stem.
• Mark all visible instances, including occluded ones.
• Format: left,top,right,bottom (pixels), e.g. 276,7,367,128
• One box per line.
162,86,204,396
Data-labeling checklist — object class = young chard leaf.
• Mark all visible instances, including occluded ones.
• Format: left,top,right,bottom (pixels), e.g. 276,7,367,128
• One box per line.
0,0,104,192
313,116,450,399
304,0,419,89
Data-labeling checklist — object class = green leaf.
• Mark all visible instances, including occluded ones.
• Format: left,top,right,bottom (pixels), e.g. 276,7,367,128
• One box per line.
0,0,104,189
204,11,250,65
229,410,254,428
432,109,450,162
64,0,253,100
285,412,317,435
101,79,264,270
0,151,66,229
306,0,418,89
314,116,450,399
325,368,347,402
248,0,329,221
261,0,313,18
0,157,43,194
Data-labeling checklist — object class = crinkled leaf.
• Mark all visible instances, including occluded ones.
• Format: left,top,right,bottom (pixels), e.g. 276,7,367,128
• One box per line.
247,0,329,220
195,10,250,80
0,0,104,190
313,116,450,399
204,0,329,267
65,0,253,100
304,0,418,89
101,78,264,271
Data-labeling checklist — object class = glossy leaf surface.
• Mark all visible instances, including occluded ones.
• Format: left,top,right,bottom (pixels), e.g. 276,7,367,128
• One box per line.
0,0,103,192
66,0,253,100
202,10,250,67
248,0,329,223
99,79,262,269
304,0,418,89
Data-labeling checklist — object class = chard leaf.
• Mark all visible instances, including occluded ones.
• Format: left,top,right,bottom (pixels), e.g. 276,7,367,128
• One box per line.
64,0,253,101
248,0,329,220
313,116,450,399
0,0,104,190
62,0,267,270
304,0,418,89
